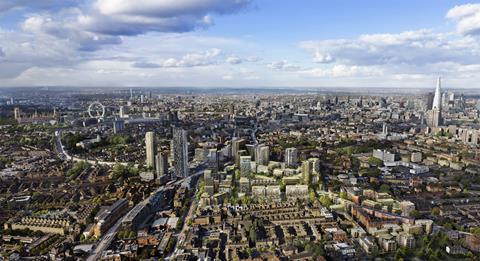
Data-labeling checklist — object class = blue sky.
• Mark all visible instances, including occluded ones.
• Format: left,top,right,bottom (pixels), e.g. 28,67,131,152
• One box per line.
1,0,480,88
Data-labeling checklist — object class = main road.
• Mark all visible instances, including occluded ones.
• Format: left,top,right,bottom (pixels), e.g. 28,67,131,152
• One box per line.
86,168,205,261
54,130,132,166
251,122,259,145
55,129,206,260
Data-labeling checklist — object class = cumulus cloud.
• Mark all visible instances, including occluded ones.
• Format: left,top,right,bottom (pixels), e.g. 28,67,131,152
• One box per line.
0,0,251,80
132,61,161,68
22,14,120,51
446,3,480,36
0,0,78,13
267,60,300,71
95,0,250,17
0,13,119,79
313,50,334,63
245,56,261,62
298,28,480,83
300,30,480,68
132,48,222,68
80,0,252,35
0,27,80,78
303,65,384,78
226,55,242,64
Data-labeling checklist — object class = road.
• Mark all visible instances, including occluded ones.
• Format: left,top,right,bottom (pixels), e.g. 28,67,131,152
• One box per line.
251,122,259,144
86,215,124,261
54,130,132,166
86,168,205,260
176,196,198,248
54,128,206,260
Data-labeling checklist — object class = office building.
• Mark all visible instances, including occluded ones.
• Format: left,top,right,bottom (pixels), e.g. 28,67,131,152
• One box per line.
113,119,125,134
231,138,246,166
14,107,21,120
119,106,126,118
302,160,313,185
207,148,219,172
155,151,169,178
255,144,269,166
145,132,156,168
173,127,189,178
285,147,298,168
240,156,252,177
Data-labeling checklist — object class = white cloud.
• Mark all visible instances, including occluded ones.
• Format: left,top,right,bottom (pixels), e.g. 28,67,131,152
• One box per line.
303,65,384,78
446,3,480,36
226,55,242,64
300,29,480,67
132,48,222,68
267,60,300,71
95,0,250,17
0,26,82,78
0,0,78,13
393,74,428,80
0,0,252,81
313,50,334,63
80,0,252,35
245,56,261,62
22,14,120,51
3,1,480,88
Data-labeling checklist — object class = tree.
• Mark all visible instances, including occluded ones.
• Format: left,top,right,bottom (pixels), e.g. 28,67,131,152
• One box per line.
309,190,317,202
111,163,138,181
471,227,480,236
387,204,393,213
395,248,407,260
249,226,257,244
379,184,391,193
368,157,383,166
410,210,420,218
67,161,90,181
319,195,333,208
165,238,176,254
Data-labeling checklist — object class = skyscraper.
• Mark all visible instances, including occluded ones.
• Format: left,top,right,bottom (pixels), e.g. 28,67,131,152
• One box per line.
432,77,442,110
155,151,169,178
302,160,313,185
231,138,246,166
207,148,219,172
173,127,189,178
13,107,21,120
285,148,298,168
119,106,125,118
145,132,156,168
113,119,125,134
430,77,442,127
255,144,269,166
426,92,434,110
240,156,252,177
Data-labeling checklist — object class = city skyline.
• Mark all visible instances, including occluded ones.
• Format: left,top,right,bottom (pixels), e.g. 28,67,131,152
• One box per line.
1,1,480,88
2,75,480,259
3,2,480,259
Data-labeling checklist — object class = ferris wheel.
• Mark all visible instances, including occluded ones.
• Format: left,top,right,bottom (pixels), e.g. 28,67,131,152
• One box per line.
88,101,106,119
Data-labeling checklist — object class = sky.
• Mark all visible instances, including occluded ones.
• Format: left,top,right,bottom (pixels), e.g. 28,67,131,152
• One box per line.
1,0,480,88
